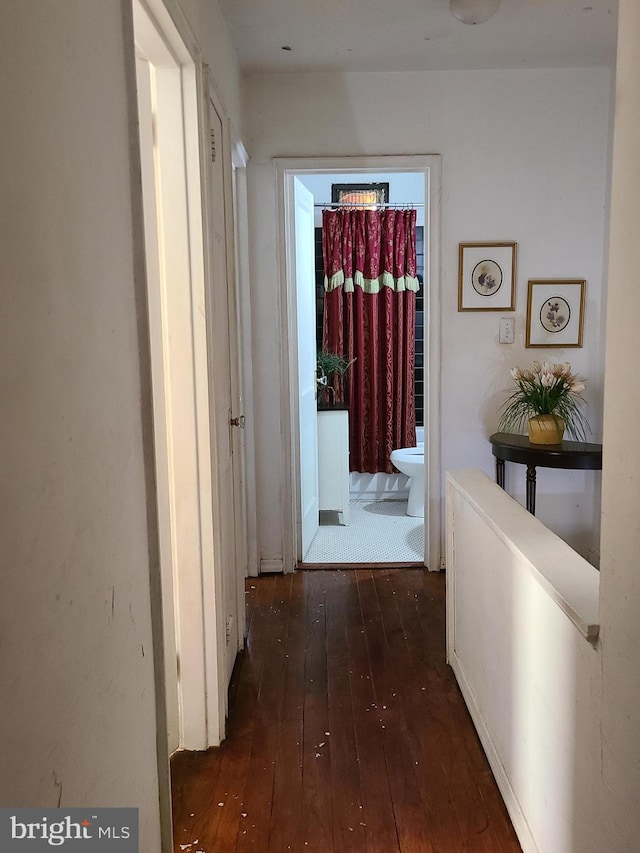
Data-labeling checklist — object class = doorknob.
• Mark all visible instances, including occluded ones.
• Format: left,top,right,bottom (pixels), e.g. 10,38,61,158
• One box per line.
316,368,327,400
229,412,245,454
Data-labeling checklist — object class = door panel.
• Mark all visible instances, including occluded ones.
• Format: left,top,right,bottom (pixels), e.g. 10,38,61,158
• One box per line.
134,54,181,753
294,179,319,559
207,98,242,691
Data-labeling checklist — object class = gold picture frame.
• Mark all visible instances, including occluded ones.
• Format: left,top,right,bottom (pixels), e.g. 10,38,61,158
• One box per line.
458,242,517,311
526,279,585,348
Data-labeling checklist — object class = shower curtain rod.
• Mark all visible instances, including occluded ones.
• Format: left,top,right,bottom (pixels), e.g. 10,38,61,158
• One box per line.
314,202,424,208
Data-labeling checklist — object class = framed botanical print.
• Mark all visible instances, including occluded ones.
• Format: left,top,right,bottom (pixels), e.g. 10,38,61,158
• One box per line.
458,242,517,311
526,279,586,348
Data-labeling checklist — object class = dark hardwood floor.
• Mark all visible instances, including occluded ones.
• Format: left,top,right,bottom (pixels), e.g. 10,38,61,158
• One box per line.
171,569,522,852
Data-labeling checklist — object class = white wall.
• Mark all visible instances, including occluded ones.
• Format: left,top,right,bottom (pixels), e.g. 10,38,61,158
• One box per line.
446,471,604,853
0,2,163,847
246,67,611,568
0,0,243,850
177,0,244,134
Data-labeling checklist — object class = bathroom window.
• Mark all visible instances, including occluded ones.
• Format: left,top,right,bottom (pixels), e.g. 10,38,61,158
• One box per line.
331,182,390,206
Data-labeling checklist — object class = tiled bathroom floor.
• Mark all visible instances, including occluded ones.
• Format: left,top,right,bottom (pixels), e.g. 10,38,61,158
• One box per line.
302,499,424,564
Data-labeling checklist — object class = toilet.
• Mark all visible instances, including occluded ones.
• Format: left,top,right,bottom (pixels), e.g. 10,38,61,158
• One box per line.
390,442,425,517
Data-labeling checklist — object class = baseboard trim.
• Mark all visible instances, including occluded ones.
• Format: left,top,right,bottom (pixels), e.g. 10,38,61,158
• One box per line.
297,561,425,570
260,558,284,573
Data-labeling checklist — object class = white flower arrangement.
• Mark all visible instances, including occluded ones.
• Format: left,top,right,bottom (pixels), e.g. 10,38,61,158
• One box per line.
498,360,590,441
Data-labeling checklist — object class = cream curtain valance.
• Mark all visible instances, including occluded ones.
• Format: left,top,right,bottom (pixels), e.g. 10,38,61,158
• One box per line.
324,269,420,293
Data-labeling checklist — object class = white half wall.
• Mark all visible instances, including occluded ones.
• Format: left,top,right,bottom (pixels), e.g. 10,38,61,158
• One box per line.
446,471,604,853
246,67,612,570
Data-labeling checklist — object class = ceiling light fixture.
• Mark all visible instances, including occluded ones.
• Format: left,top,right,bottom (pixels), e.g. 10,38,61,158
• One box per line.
449,0,501,25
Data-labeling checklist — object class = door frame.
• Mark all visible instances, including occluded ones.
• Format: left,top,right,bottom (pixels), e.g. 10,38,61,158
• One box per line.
132,0,229,756
292,178,321,560
275,155,443,572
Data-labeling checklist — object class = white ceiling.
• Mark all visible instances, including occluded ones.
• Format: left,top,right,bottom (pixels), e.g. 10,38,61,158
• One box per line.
219,0,618,74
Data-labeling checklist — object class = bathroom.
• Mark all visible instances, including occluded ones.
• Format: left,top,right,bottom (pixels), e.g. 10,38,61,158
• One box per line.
296,171,427,565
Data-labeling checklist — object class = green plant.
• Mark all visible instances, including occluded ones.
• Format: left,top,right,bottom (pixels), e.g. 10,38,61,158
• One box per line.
498,360,590,441
316,350,355,380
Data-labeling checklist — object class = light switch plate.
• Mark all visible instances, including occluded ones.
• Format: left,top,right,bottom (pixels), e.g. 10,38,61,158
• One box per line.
499,317,515,344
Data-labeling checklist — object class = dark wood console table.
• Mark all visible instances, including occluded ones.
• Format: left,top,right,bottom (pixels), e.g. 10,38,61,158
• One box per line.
489,432,603,515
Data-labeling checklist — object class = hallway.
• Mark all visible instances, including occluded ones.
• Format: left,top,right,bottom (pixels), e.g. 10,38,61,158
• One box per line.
171,569,521,852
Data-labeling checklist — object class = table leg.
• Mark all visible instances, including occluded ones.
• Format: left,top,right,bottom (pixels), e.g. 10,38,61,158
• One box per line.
526,465,537,515
496,458,505,489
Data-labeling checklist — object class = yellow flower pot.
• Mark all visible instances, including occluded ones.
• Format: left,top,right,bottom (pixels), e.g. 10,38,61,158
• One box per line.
528,414,565,445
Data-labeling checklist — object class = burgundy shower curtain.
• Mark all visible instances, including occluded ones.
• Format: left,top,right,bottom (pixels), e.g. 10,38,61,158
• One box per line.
322,207,418,474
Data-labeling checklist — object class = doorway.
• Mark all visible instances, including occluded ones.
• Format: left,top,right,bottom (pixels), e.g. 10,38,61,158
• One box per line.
276,157,442,572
